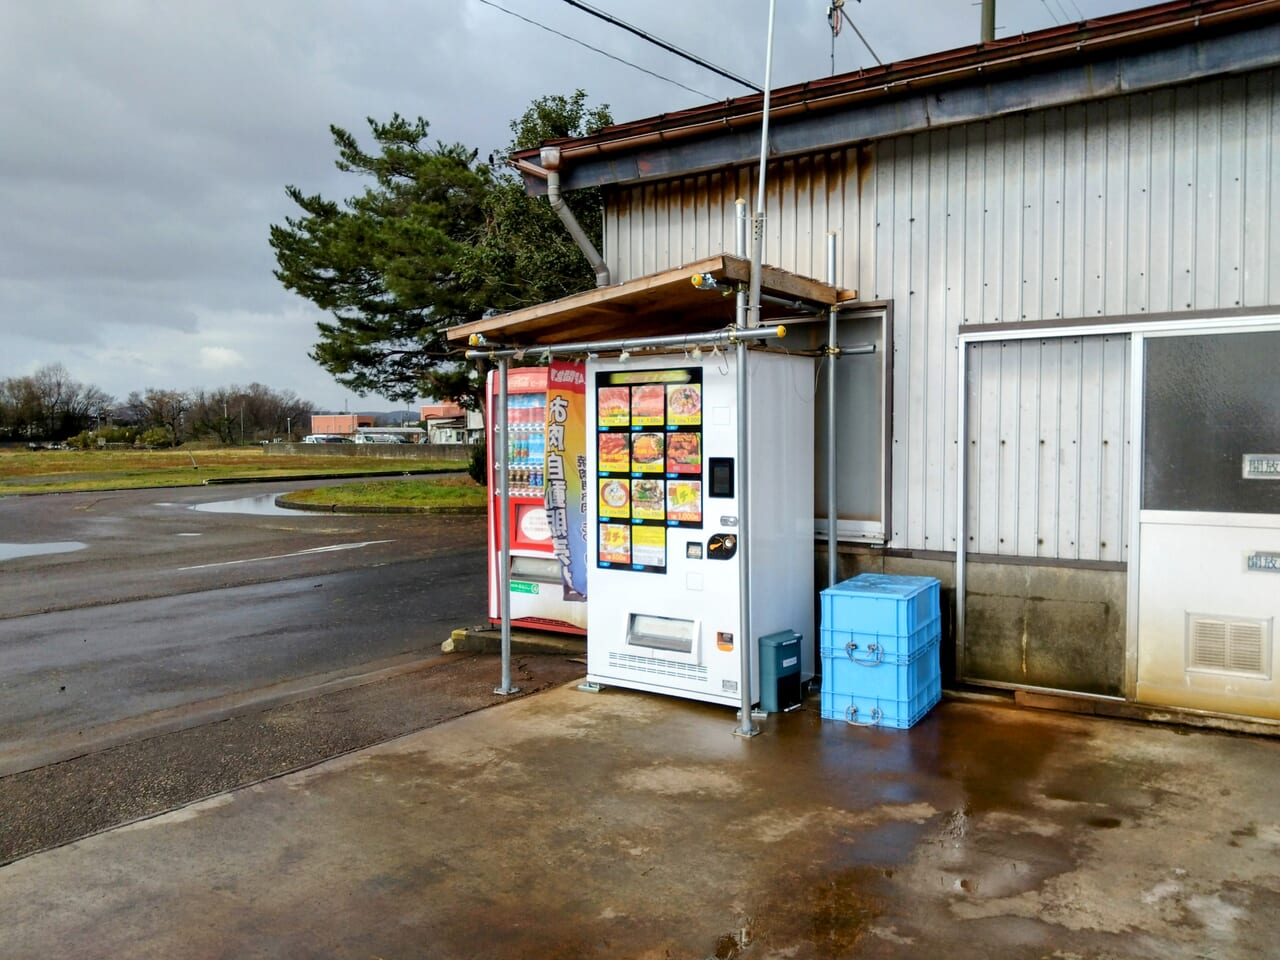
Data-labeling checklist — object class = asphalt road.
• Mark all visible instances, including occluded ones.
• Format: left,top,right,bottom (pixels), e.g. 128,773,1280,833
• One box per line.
0,479,589,865
0,480,490,766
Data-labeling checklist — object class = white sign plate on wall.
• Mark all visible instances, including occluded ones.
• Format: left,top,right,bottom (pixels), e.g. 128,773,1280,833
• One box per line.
1242,455,1280,479
1246,551,1280,573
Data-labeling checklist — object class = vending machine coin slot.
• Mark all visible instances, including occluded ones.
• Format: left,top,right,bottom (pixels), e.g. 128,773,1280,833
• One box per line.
707,533,738,560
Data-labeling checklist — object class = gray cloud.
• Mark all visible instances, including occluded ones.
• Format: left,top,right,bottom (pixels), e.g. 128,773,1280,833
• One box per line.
1,0,1139,406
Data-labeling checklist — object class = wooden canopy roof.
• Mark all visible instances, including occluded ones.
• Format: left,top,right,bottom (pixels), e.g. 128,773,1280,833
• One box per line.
447,255,854,348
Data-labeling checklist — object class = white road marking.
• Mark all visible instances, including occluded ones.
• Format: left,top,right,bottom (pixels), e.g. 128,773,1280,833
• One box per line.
177,540,395,571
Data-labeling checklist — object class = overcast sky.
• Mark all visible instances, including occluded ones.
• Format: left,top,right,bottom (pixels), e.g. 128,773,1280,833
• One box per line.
2,0,1145,411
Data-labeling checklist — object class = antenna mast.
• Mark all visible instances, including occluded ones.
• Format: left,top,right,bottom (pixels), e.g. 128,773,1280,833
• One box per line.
827,0,843,76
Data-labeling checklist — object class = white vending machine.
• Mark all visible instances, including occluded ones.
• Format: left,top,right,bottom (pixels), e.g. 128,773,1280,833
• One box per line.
584,348,815,708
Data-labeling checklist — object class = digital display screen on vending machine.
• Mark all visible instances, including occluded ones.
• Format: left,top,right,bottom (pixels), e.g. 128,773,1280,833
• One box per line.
595,367,704,574
708,458,734,498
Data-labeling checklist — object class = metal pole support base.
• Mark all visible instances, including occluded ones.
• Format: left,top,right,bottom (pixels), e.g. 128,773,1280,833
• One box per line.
493,686,522,696
733,710,762,737
577,681,604,694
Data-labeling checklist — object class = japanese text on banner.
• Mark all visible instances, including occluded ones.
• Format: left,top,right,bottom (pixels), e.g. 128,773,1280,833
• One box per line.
545,360,588,601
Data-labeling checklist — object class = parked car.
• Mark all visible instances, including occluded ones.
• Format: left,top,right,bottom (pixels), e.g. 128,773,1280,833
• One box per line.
302,435,354,444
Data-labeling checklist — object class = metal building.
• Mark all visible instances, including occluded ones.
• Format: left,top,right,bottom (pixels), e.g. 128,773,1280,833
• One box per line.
492,0,1280,722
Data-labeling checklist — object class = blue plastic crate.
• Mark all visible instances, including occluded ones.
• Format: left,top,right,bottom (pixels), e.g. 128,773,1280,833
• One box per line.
821,574,941,637
821,635,940,704
820,675,941,730
820,618,941,662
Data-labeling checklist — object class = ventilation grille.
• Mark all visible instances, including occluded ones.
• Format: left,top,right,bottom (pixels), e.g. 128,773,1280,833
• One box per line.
1186,615,1271,677
609,652,707,682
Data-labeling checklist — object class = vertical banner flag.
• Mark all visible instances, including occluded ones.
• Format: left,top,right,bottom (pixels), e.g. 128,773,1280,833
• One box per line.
545,360,588,601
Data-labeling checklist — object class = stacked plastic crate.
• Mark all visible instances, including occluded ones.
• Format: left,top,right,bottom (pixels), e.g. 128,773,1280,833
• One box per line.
820,574,942,729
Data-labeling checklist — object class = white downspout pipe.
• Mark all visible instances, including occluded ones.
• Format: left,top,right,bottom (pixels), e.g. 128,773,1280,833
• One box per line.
541,146,610,288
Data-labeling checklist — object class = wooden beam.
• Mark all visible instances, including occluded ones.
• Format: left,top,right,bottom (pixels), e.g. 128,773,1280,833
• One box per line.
447,252,839,346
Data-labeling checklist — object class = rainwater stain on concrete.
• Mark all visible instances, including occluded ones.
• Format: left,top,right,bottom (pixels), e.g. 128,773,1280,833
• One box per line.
618,764,743,797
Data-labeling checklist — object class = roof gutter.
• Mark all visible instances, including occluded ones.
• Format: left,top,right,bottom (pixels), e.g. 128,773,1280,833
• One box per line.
523,147,611,288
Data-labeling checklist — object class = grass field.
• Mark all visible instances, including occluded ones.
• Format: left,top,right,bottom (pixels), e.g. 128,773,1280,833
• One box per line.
0,448,470,495
279,476,485,510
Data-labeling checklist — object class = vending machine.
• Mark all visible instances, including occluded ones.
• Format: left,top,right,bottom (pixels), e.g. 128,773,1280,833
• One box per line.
584,349,815,708
486,367,587,635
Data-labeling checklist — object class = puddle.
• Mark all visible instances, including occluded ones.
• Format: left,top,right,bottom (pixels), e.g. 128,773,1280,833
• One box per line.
0,541,87,561
191,494,308,517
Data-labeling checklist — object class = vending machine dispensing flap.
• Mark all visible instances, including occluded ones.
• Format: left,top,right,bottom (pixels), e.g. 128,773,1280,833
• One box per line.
627,614,696,653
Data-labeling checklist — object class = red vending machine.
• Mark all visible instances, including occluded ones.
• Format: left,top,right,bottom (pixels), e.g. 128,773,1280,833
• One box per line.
486,367,588,634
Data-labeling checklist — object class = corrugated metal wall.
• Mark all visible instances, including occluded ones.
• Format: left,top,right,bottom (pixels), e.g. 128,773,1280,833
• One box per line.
603,69,1280,557
967,335,1130,562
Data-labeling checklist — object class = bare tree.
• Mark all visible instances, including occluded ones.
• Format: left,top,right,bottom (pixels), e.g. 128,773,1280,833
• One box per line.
0,364,115,440
126,389,190,444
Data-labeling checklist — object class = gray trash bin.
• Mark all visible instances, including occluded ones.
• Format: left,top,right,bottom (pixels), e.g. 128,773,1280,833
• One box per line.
759,630,803,713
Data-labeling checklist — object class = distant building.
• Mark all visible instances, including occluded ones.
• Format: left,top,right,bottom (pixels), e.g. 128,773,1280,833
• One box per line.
310,414,373,436
420,402,483,445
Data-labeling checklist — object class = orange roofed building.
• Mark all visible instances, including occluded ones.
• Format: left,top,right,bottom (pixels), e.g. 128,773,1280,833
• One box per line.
310,414,373,436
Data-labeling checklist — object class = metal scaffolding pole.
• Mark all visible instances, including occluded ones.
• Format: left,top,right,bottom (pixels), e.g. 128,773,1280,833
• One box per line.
826,231,840,591
494,358,519,696
465,326,784,361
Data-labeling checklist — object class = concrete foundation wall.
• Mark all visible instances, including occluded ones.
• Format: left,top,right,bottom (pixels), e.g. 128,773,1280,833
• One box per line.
963,563,1126,698
817,545,1126,698
263,443,476,462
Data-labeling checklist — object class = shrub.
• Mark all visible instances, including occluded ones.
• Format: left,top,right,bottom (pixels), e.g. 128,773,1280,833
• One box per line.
99,425,138,444
467,440,488,488
140,426,174,448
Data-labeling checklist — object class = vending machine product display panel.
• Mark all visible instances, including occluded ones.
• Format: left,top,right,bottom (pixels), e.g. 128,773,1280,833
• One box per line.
594,367,704,575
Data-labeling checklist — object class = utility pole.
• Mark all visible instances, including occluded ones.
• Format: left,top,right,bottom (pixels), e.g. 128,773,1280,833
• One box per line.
982,0,995,42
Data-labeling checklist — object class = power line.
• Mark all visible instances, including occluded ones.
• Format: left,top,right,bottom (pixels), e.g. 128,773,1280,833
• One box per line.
1040,0,1062,25
476,0,718,101
557,0,762,93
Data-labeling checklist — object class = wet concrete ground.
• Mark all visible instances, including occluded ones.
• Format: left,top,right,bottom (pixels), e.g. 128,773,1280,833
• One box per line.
4,682,1279,959
0,653,585,864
